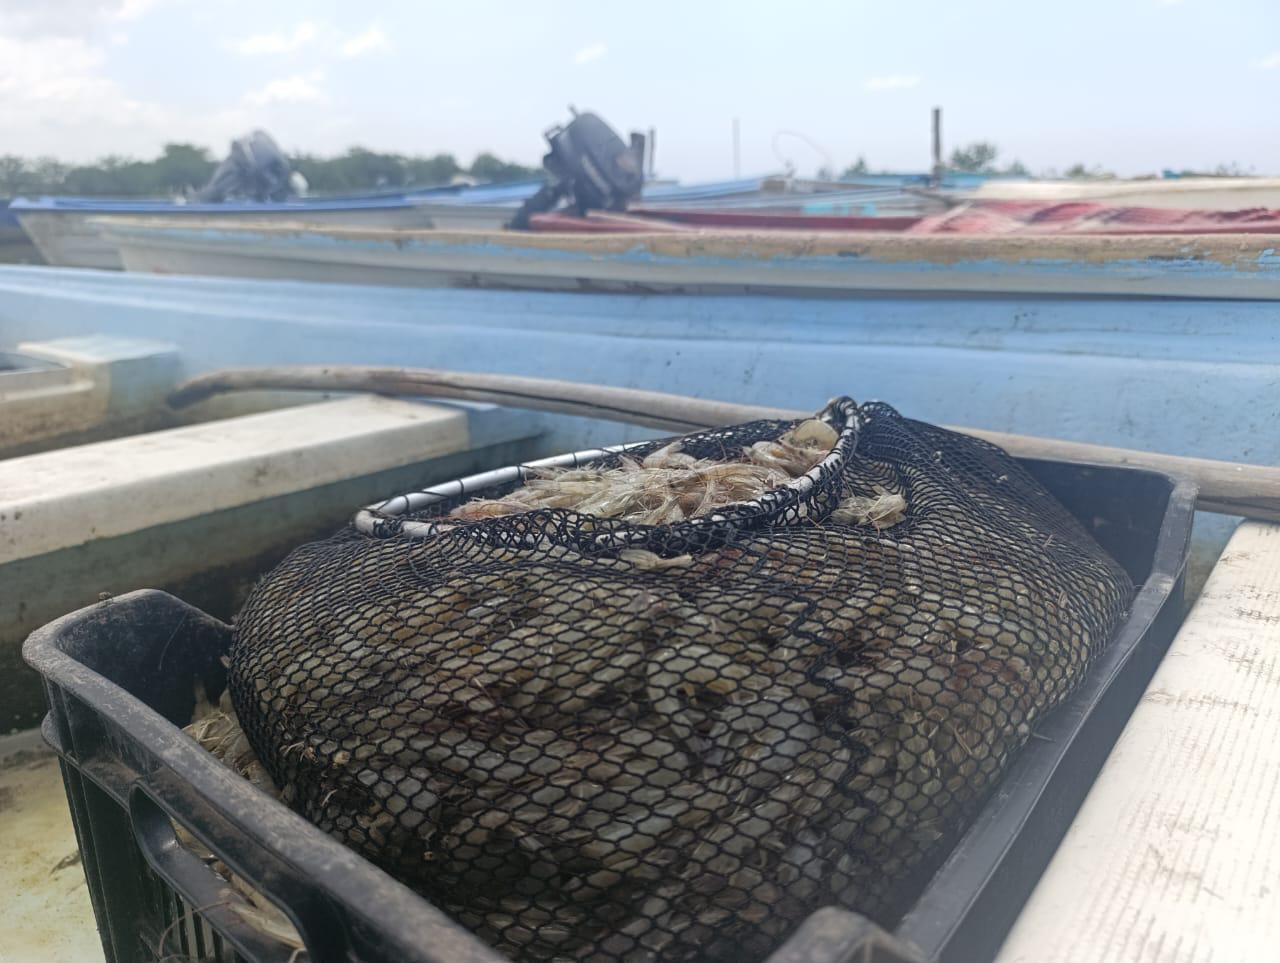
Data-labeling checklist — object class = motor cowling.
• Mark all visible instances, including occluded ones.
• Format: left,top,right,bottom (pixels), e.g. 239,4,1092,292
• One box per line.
510,110,644,228
195,130,296,204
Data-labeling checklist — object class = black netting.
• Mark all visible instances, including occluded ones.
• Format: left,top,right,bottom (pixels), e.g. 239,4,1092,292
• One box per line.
229,399,1132,962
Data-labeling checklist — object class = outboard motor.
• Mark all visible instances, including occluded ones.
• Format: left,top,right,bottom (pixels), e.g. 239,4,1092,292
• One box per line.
195,131,295,203
510,110,645,228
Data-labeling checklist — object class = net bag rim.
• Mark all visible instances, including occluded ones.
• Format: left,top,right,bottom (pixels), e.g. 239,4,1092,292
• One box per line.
353,397,861,547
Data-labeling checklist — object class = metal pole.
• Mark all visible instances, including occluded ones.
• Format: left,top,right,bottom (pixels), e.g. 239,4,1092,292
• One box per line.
931,107,943,186
630,132,646,178
732,117,741,179
647,127,656,178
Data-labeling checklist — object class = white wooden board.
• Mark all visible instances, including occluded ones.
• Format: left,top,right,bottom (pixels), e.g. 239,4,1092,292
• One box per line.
998,522,1280,963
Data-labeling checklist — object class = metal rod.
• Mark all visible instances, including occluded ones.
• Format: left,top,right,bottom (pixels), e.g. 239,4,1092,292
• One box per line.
169,365,1280,523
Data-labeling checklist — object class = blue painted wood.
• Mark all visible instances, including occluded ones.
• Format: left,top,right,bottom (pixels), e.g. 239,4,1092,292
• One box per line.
1,265,1273,564
0,265,1274,455
838,172,1022,190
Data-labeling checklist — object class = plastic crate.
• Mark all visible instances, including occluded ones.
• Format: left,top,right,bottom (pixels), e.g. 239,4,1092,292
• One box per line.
24,458,1195,963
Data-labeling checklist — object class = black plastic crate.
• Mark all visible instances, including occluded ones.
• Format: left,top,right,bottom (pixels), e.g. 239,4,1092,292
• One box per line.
24,458,1195,963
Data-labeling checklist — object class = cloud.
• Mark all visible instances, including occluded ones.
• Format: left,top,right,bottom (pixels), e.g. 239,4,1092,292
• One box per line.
573,42,607,65
864,74,921,92
0,32,179,155
244,71,326,106
1257,51,1280,70
0,0,165,37
234,20,389,60
342,24,387,58
115,0,162,20
234,21,318,56
0,19,338,163
0,35,116,106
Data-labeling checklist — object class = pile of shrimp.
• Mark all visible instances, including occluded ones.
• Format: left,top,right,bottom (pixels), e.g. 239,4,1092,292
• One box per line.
446,419,844,527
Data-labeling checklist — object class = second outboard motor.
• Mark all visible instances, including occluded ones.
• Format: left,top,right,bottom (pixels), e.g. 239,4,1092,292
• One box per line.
195,131,295,204
510,110,644,228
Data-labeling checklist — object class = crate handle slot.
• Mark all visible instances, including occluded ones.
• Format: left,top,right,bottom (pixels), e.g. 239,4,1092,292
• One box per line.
129,778,352,963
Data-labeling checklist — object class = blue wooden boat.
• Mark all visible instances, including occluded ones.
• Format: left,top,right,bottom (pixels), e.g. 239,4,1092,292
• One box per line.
0,261,1274,572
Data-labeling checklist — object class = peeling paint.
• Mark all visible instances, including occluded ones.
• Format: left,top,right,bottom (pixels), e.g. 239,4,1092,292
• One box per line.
97,220,1280,299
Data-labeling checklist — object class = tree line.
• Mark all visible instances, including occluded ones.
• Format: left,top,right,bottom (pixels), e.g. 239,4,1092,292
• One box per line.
0,144,543,197
0,139,1252,197
844,142,1040,179
844,141,1253,181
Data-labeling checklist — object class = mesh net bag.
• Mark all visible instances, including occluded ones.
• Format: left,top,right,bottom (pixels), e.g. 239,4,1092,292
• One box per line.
229,398,1133,962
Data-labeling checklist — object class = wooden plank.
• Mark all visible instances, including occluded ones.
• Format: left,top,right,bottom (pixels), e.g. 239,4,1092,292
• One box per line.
0,396,471,564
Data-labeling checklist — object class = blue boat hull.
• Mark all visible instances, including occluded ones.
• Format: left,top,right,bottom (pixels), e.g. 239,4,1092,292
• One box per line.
0,264,1271,572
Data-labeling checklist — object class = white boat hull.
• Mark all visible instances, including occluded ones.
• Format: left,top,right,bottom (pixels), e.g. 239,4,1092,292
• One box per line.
18,205,440,270
974,176,1280,210
0,228,39,264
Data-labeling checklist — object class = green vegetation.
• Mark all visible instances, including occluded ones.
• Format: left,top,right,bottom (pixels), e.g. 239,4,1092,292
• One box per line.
948,141,999,172
947,141,1028,176
1063,163,1116,180
841,156,870,178
0,143,542,197
838,144,1029,179
1163,162,1252,178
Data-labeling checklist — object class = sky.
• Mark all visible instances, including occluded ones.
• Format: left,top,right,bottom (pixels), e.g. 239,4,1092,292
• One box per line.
0,0,1277,181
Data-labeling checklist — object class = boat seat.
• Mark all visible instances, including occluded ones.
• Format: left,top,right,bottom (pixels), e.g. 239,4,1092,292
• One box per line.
0,335,178,454
0,396,537,564
0,396,542,732
997,520,1280,963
